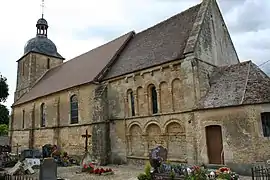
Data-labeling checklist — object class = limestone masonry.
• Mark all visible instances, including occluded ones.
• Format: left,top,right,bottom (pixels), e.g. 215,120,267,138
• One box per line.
10,0,270,167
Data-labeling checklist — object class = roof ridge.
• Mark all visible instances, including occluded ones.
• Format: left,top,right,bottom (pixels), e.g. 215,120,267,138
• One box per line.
134,3,202,37
104,3,202,79
184,0,209,54
240,61,251,104
63,31,134,65
250,62,270,80
94,31,135,81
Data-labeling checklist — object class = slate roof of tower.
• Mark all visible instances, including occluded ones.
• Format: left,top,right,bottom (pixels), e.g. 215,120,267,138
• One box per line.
103,4,201,79
198,61,270,109
14,32,134,106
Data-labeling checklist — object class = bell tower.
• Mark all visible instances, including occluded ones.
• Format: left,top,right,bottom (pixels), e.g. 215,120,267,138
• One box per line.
14,0,65,102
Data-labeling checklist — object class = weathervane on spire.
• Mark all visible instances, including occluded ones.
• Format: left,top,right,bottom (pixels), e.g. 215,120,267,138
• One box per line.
41,0,45,18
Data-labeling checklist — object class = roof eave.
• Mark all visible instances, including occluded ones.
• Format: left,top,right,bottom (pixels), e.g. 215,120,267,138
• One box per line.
16,51,65,62
102,55,186,82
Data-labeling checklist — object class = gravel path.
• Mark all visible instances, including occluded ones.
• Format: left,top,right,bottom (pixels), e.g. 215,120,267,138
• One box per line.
56,165,252,180
7,165,253,180
56,165,143,180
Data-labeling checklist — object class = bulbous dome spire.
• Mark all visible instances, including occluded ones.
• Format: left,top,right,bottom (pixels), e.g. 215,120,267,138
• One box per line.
23,15,63,59
36,17,48,37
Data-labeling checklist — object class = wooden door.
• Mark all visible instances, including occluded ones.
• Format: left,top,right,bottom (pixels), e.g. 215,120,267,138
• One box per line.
205,125,224,164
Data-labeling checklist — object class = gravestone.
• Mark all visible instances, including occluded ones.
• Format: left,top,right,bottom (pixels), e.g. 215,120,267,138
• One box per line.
42,144,54,158
39,158,57,180
149,145,168,171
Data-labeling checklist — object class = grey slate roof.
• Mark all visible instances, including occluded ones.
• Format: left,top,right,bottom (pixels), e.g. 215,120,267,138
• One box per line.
198,61,270,109
103,3,201,79
24,36,64,59
14,32,134,106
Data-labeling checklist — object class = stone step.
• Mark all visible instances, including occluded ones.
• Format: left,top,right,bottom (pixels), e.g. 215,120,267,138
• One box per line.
204,164,226,170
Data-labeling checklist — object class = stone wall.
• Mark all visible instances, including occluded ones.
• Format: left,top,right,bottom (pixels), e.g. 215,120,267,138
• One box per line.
11,83,96,155
107,58,197,119
15,52,63,101
124,113,195,164
191,59,216,107
191,0,239,66
194,103,270,165
106,57,212,164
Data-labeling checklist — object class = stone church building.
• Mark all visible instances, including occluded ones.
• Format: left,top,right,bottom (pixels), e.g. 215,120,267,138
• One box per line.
9,0,270,166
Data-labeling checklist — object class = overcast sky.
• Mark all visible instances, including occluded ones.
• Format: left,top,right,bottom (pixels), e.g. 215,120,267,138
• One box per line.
0,0,269,110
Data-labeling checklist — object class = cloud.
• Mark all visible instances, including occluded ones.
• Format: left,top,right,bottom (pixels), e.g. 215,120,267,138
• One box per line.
1,0,270,110
224,0,270,34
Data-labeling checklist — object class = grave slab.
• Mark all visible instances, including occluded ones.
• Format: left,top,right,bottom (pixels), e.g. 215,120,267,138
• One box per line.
39,157,57,180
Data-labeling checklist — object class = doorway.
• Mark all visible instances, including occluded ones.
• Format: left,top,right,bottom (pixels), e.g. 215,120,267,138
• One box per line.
205,125,224,164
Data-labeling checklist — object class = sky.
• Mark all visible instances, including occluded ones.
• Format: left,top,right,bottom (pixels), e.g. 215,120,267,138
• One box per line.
0,0,270,110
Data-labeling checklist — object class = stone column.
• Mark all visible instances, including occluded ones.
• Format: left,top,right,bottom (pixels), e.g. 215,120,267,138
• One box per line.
156,88,161,113
124,96,128,117
142,134,149,157
134,94,138,116
126,134,132,156
168,87,174,112
161,134,168,149
144,92,149,115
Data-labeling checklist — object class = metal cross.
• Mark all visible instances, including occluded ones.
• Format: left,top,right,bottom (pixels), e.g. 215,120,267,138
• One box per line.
81,130,91,152
41,0,45,18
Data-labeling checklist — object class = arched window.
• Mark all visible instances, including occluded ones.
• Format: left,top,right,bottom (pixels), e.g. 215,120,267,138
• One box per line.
150,85,158,114
129,91,135,116
70,95,79,124
40,103,46,127
22,110,25,129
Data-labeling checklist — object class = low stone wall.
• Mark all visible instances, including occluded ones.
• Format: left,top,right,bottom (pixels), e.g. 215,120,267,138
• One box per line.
0,135,9,145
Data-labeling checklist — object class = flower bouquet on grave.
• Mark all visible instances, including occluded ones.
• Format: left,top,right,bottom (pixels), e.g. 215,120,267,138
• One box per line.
213,167,239,180
93,167,114,175
82,163,95,173
185,166,208,180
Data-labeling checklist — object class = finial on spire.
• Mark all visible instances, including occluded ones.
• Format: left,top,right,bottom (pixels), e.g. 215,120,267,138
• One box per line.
41,0,45,18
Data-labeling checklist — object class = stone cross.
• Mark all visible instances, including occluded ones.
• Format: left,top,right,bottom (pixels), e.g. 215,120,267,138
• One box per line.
13,143,21,157
81,130,91,152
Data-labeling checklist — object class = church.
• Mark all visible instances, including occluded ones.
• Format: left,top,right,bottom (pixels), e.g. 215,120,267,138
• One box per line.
9,0,270,167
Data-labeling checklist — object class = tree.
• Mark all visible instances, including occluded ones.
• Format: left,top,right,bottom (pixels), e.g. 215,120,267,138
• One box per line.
0,73,9,126
0,124,8,135
0,74,9,103
0,104,9,125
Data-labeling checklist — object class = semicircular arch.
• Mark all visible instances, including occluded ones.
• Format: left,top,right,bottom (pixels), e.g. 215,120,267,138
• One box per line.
144,82,158,92
144,121,162,134
164,119,185,133
127,121,143,134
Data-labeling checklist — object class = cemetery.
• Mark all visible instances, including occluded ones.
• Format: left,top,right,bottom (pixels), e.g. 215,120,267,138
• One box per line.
0,131,262,180
138,146,240,180
0,142,261,180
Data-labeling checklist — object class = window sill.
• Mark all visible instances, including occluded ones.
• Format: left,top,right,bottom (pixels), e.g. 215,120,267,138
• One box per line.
261,136,270,140
69,123,79,126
